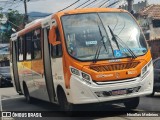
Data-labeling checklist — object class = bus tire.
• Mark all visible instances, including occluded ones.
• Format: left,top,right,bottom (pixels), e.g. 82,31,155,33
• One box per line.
147,91,155,97
124,97,139,109
23,83,32,103
57,87,74,113
150,91,155,96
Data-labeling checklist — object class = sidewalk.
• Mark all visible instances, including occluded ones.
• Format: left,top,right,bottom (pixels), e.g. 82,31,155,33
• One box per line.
0,87,17,96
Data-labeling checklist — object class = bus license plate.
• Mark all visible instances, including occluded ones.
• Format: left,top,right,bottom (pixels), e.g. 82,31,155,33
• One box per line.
111,89,127,96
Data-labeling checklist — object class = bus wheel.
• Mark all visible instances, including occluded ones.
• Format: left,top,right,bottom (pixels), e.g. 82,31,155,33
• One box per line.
57,88,73,112
23,83,32,103
148,91,155,97
150,91,155,96
124,97,139,109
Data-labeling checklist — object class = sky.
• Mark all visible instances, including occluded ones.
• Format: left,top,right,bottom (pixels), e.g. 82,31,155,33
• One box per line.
0,0,160,14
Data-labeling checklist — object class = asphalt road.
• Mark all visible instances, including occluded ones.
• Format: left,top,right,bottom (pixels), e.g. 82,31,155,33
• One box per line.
0,87,160,120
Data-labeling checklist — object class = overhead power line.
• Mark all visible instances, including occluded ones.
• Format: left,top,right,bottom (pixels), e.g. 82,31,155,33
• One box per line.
58,0,80,12
99,0,110,8
75,0,91,9
82,0,98,8
3,1,19,12
0,1,12,11
107,0,120,7
89,0,104,8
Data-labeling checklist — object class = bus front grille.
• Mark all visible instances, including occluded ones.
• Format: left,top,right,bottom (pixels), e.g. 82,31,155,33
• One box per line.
90,62,140,72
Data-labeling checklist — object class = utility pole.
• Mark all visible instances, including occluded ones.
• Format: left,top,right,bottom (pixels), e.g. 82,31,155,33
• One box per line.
13,0,28,22
14,0,29,25
127,0,134,13
23,0,28,24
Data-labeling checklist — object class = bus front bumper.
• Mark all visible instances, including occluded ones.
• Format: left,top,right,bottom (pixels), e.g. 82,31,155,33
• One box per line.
67,69,153,104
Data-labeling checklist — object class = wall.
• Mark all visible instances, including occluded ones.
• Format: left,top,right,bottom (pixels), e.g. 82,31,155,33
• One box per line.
119,1,147,13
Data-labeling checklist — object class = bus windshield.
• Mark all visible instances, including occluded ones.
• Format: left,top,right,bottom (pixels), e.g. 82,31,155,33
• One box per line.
61,12,148,61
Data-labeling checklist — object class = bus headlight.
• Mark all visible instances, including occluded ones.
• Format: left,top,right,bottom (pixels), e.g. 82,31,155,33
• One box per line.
82,72,92,84
141,60,152,77
141,65,147,75
70,66,92,84
82,72,91,81
70,67,80,76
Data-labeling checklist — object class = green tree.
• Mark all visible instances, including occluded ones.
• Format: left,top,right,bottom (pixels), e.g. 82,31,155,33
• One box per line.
7,9,24,30
0,8,24,43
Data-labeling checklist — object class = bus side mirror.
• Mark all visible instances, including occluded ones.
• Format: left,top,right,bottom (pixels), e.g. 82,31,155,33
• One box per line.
49,27,61,46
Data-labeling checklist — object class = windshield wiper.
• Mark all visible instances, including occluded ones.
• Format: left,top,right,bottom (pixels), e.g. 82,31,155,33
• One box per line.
98,25,108,54
108,26,137,59
108,26,120,50
115,35,137,59
97,13,114,57
93,25,110,63
93,44,102,63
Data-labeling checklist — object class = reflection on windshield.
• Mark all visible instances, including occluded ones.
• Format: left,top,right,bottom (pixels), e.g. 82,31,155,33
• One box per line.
61,12,147,61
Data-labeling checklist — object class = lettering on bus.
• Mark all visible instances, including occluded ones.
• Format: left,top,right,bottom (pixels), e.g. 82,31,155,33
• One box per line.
127,70,137,75
109,59,121,63
96,74,113,78
54,73,63,81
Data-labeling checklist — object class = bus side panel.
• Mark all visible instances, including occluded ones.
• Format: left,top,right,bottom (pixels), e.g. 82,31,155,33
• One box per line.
31,59,49,101
22,60,35,96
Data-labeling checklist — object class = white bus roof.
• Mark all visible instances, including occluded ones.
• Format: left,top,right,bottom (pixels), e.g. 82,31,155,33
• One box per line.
25,18,43,28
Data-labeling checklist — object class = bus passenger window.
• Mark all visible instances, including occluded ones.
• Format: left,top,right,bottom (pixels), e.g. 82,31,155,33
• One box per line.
18,37,24,61
26,32,32,60
32,29,41,59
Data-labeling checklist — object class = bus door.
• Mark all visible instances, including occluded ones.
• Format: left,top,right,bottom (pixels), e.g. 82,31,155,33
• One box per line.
17,36,27,94
50,27,64,100
43,28,56,103
11,40,22,94
31,28,49,101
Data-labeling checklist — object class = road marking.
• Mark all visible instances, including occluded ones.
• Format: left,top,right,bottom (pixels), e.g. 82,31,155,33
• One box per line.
113,104,145,112
132,108,145,112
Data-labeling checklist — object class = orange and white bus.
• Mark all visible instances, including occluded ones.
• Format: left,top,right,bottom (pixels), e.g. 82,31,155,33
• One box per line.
10,8,153,111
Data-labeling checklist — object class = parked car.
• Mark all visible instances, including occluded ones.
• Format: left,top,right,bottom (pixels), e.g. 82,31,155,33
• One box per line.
0,66,12,87
150,57,160,96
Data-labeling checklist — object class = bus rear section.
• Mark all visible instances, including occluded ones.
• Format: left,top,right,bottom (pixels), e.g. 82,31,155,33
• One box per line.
10,8,153,111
